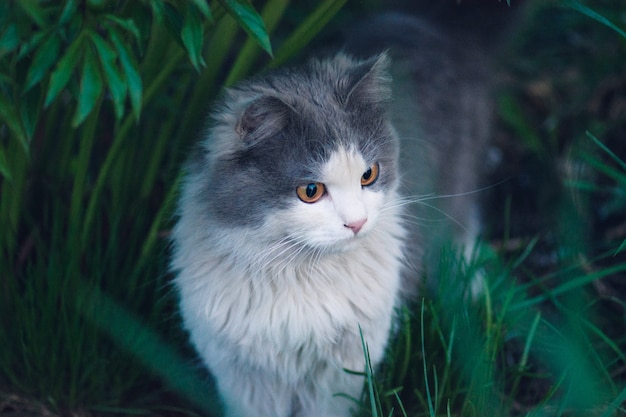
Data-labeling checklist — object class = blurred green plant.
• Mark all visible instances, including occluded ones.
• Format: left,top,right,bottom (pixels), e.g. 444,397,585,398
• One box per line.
0,0,346,414
367,1,626,416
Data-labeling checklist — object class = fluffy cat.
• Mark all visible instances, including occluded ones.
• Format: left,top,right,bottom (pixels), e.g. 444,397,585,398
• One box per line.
171,13,493,417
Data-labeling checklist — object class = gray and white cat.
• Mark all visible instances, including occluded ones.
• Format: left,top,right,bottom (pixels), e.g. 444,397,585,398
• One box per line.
171,13,492,417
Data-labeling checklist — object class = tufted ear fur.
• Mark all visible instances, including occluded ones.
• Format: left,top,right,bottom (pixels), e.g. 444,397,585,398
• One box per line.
342,53,392,110
236,96,293,145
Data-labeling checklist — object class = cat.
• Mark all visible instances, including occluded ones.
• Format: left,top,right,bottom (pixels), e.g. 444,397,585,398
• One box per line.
171,12,495,417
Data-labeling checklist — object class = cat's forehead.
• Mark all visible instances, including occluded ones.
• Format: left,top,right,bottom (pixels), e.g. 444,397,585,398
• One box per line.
321,147,366,182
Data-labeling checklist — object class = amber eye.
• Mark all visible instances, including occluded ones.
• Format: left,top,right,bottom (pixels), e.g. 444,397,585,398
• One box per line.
361,163,379,187
296,182,326,203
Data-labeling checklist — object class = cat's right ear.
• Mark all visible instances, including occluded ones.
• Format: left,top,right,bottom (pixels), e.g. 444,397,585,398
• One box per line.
343,53,392,110
236,96,293,145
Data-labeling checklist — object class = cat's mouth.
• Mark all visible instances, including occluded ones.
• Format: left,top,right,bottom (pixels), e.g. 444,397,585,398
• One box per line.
317,230,369,254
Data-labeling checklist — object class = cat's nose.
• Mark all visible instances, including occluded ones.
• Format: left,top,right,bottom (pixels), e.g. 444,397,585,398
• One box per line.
344,218,367,235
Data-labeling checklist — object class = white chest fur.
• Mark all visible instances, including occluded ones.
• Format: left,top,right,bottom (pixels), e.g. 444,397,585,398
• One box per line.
173,194,405,383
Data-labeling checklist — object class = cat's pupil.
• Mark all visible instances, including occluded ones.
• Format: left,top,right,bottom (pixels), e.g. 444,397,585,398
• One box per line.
363,168,372,180
306,183,318,198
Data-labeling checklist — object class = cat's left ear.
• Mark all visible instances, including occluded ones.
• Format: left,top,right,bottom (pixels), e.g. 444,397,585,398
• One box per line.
342,53,392,110
236,96,293,145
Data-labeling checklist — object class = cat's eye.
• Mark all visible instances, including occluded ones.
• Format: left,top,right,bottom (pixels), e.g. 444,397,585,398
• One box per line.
361,163,380,187
296,182,326,203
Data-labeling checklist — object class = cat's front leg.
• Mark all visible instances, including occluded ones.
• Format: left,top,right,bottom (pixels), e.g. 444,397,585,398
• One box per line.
214,363,295,417
294,362,365,417
293,338,373,417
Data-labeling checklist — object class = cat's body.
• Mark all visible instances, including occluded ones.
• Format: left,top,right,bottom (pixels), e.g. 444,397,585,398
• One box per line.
172,12,494,417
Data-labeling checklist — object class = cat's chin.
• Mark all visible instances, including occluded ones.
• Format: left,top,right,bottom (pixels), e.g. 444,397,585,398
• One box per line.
313,233,367,255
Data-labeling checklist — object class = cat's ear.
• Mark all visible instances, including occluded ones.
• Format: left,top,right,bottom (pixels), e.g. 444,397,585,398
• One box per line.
236,96,293,145
342,53,392,110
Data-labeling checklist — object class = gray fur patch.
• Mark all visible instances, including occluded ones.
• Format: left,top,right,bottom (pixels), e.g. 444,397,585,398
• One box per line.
187,54,398,227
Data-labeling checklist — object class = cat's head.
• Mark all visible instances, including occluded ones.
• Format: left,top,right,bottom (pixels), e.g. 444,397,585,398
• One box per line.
184,53,400,255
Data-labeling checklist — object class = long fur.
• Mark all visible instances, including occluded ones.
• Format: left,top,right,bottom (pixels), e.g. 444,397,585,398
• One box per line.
172,13,493,415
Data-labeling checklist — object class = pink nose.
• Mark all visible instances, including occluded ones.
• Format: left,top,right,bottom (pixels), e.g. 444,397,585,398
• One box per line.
344,218,367,235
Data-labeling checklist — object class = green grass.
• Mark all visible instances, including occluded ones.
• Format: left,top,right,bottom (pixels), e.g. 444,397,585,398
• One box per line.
0,1,347,415
369,240,626,416
2,0,626,416
362,1,626,415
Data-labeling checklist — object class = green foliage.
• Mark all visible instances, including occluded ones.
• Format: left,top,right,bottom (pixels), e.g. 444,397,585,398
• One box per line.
565,0,626,39
1,0,625,416
0,0,346,415
366,1,626,416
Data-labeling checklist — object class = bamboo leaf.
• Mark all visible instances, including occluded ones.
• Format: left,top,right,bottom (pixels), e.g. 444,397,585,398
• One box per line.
0,95,29,153
108,29,142,122
0,23,19,59
89,31,127,120
72,44,104,127
224,0,289,86
17,28,49,60
218,0,272,56
45,34,84,108
162,3,183,46
149,0,166,23
24,33,62,92
59,0,79,25
188,0,212,20
17,0,46,27
103,14,141,43
19,85,43,141
181,3,207,71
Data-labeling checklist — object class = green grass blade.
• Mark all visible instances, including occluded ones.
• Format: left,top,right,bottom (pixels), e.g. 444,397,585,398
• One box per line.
601,386,626,417
70,97,101,245
81,46,187,244
359,325,379,417
565,0,626,39
511,261,626,311
420,300,436,417
393,390,408,417
586,131,626,173
521,311,541,373
580,151,626,186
